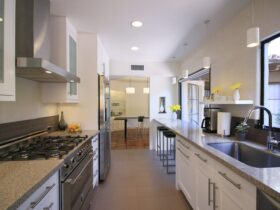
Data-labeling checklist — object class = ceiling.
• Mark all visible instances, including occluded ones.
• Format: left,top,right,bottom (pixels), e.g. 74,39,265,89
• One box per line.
50,0,250,62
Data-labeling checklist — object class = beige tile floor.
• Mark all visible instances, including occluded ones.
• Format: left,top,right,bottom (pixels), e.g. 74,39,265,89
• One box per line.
91,149,192,210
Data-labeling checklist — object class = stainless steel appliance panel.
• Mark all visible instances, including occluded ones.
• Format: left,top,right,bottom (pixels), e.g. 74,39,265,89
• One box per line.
98,74,111,182
62,153,93,210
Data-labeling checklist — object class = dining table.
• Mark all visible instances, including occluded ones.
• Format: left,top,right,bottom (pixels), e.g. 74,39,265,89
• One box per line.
114,116,150,142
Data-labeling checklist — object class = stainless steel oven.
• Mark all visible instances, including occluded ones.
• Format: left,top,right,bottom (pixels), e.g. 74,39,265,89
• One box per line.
61,147,94,210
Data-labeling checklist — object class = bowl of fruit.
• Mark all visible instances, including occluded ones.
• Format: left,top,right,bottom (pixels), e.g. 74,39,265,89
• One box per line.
68,124,82,134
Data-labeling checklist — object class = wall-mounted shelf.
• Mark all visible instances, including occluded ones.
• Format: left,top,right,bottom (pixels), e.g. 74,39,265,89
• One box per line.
201,100,254,105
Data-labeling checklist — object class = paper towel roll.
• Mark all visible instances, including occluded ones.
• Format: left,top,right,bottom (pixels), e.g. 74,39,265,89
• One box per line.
217,112,231,136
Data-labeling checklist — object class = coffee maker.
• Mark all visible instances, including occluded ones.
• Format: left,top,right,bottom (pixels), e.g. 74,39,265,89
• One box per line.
201,108,220,133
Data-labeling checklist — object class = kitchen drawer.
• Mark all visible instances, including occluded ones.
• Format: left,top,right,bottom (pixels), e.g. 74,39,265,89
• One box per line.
192,146,216,171
176,137,192,152
215,160,256,204
17,171,59,210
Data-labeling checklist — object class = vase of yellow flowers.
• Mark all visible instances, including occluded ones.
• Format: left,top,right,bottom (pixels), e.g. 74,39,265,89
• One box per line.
230,83,241,101
170,104,181,121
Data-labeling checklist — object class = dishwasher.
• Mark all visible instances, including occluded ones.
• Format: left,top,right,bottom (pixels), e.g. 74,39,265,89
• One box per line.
257,189,280,210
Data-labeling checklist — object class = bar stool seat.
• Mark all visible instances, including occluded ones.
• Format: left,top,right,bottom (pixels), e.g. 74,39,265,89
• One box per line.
157,126,169,157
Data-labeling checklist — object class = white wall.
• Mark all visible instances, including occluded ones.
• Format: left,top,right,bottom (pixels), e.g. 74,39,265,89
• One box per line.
0,78,57,123
180,0,280,117
149,77,177,120
58,33,99,130
110,80,149,117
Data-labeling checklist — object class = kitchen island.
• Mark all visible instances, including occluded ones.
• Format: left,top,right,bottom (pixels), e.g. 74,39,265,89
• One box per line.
152,119,280,205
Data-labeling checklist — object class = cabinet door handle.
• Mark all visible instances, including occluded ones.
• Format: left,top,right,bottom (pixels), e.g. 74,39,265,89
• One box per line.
43,202,54,210
30,183,56,208
178,148,190,159
213,183,218,210
208,179,212,206
218,171,241,189
195,153,207,163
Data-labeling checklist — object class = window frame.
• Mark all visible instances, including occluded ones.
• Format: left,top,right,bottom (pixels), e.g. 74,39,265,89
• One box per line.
260,32,280,130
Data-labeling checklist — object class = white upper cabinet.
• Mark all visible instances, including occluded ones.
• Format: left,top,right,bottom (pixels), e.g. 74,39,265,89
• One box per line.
41,16,78,103
0,0,15,101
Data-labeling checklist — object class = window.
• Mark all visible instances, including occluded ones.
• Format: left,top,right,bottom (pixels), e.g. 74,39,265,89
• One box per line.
261,33,280,129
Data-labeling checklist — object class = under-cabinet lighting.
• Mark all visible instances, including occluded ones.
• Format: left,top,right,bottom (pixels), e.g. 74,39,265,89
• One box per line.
45,70,52,74
0,17,3,22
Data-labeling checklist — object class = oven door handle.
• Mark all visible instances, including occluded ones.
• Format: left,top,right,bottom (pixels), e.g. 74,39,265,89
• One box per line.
65,154,93,185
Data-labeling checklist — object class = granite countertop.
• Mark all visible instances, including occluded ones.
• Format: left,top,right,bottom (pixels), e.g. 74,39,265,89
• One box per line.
0,130,99,210
154,118,280,201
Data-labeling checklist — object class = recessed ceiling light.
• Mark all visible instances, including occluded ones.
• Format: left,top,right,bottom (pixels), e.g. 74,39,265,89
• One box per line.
131,21,143,28
131,46,139,51
45,70,52,74
0,17,3,22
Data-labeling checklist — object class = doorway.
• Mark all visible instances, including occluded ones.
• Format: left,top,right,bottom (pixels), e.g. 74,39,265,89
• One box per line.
110,76,150,149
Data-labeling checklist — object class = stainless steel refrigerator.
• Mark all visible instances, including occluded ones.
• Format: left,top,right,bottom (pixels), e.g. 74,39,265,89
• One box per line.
98,74,111,181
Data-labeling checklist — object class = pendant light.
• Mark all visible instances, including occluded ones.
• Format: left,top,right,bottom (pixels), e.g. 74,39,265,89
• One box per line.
184,70,189,78
126,78,135,94
247,0,259,48
172,77,177,84
203,20,211,69
143,78,149,94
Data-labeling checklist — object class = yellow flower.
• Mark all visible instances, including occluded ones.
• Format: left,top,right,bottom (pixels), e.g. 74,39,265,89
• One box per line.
230,83,241,90
212,87,221,94
170,104,181,112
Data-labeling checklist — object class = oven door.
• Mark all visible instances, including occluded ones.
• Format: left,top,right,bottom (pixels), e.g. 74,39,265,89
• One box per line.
62,153,93,210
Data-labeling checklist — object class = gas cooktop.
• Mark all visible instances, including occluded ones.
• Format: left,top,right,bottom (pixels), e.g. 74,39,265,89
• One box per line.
0,135,88,161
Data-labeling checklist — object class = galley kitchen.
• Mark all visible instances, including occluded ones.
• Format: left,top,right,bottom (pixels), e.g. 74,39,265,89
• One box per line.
1,0,280,210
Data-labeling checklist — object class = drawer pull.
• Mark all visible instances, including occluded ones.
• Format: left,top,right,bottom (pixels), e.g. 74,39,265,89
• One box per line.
43,202,54,210
30,183,56,208
178,148,190,159
179,141,190,150
195,153,207,163
218,171,241,190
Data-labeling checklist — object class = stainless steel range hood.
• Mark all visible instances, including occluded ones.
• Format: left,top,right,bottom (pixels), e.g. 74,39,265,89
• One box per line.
16,0,80,83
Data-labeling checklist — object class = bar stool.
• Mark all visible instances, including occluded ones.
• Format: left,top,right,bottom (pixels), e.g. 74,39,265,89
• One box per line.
162,130,176,174
157,126,169,158
137,116,145,138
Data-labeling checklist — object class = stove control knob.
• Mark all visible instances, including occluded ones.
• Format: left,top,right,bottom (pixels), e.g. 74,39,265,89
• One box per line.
78,151,82,156
64,163,69,169
71,158,75,163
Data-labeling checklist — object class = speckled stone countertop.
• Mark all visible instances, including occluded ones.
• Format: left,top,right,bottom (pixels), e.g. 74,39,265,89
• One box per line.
154,119,280,201
0,130,99,210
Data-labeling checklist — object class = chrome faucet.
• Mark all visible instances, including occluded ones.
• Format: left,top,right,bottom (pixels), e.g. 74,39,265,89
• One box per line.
242,105,279,151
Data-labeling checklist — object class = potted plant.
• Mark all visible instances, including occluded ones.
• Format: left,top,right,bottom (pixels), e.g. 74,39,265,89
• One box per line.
235,123,249,141
170,104,181,121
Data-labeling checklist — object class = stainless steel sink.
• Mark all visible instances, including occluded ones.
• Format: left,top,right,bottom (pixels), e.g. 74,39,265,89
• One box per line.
207,142,280,168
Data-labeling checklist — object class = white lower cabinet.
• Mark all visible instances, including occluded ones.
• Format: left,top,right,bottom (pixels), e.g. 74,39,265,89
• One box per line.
176,137,256,210
17,171,59,210
176,138,196,207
